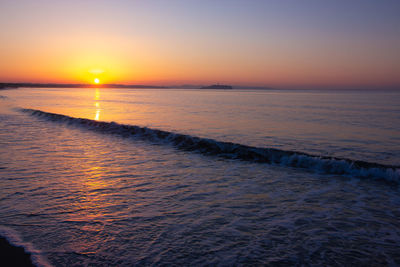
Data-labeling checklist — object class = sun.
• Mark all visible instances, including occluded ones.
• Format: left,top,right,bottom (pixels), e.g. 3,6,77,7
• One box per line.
94,78,100,84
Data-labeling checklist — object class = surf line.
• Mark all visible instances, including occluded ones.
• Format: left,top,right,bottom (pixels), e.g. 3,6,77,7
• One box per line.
21,108,400,182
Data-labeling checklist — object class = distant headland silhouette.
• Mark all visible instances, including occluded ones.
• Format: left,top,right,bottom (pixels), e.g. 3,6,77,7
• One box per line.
0,83,166,89
200,84,233,89
0,82,273,90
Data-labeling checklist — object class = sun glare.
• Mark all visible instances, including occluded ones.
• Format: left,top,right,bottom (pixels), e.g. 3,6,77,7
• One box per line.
94,78,100,84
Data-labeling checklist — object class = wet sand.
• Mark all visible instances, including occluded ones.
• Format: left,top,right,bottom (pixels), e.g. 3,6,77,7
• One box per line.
0,236,35,267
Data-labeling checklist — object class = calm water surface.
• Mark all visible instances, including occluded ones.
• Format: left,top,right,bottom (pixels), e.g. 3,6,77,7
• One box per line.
0,88,399,266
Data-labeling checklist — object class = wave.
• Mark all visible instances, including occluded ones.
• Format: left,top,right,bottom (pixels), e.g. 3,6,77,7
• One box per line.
21,108,400,182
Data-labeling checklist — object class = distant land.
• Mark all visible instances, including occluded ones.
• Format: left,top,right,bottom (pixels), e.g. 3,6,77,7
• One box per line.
0,82,275,90
200,84,233,89
0,83,167,89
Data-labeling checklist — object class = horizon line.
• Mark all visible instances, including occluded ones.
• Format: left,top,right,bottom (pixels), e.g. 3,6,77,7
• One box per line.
1,82,399,91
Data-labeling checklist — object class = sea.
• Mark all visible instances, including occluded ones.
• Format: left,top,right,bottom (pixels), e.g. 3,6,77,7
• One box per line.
0,87,399,266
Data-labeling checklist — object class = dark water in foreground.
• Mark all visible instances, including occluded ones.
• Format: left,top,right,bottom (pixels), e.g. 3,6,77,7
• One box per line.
0,88,400,266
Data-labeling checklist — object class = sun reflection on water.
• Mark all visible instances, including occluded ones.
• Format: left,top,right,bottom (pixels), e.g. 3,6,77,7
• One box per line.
66,165,112,253
95,109,100,121
95,88,100,101
94,89,101,120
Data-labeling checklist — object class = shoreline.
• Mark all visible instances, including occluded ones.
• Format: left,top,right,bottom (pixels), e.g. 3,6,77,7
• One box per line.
0,236,36,267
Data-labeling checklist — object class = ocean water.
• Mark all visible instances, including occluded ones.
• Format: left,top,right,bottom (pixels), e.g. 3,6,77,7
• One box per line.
0,88,399,266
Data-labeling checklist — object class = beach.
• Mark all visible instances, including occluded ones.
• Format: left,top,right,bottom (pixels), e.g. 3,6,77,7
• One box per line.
0,237,35,267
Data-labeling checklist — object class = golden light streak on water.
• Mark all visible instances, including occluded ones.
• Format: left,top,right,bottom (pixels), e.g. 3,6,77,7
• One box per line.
95,109,100,121
94,89,101,120
95,88,100,101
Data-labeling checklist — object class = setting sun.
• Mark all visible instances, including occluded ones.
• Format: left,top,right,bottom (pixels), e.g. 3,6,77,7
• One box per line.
94,78,100,84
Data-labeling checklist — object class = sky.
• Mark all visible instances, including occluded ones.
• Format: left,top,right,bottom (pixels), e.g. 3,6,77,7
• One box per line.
0,0,399,89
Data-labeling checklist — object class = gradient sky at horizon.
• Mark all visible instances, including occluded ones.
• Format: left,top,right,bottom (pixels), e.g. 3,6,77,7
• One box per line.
1,0,399,89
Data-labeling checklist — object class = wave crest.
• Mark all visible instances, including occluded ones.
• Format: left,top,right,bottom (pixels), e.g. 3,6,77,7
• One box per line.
21,108,400,182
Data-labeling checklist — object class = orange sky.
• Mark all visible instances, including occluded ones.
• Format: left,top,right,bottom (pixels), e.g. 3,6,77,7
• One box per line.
1,0,399,89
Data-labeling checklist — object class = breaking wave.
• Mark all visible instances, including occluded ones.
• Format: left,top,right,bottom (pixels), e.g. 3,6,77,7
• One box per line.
21,108,400,182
